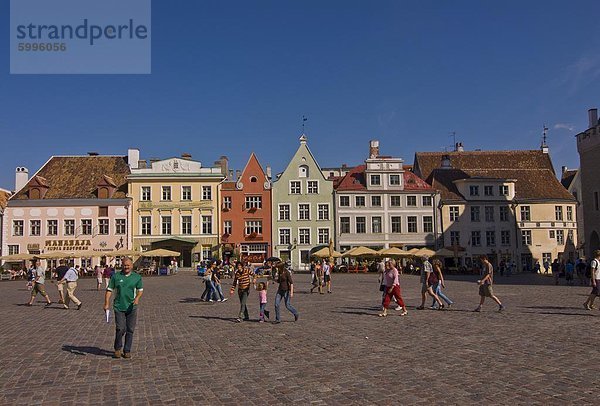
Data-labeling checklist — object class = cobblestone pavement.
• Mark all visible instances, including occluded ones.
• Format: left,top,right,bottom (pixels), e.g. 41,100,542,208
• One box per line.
0,271,598,405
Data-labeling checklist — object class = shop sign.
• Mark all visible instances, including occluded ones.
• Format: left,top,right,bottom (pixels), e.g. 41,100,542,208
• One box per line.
45,239,92,251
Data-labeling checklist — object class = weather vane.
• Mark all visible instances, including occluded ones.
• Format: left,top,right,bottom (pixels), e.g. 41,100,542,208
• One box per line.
542,124,548,146
302,115,307,133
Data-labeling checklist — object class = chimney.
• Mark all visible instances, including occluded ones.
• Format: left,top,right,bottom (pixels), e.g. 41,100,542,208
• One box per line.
456,142,464,152
181,153,192,160
589,108,598,128
228,169,234,180
15,167,29,191
266,165,272,180
440,154,452,169
369,140,380,159
138,160,147,169
218,156,229,177
562,166,568,174
235,170,241,181
128,148,140,169
88,152,99,156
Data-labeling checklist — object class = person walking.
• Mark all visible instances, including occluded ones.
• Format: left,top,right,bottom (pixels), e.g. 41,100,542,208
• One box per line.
543,260,550,274
583,250,600,310
416,255,443,310
565,260,575,286
213,262,227,302
231,261,252,322
103,263,114,289
201,262,216,302
323,260,333,293
256,281,270,322
104,257,143,359
430,259,454,309
274,262,299,323
27,260,52,307
95,265,104,291
474,255,505,312
59,265,82,310
378,260,408,317
552,258,560,285
54,260,69,304
576,258,587,286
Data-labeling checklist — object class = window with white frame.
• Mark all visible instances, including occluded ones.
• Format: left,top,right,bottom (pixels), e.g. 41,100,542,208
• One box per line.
340,217,350,233
556,229,564,245
520,206,531,221
64,219,75,236
245,220,262,235
370,174,381,186
8,245,19,255
501,230,510,245
484,206,494,222
449,206,459,222
202,215,212,234
450,231,460,246
161,216,172,235
223,220,232,235
371,196,382,207
469,185,479,196
566,206,573,221
13,220,23,236
279,204,291,221
318,228,329,245
521,230,532,245
390,196,401,207
47,220,58,236
290,181,301,194
299,165,309,178
486,230,496,246
115,219,126,235
181,216,192,235
299,204,310,220
202,186,212,200
471,231,481,247
499,206,509,221
499,185,509,196
30,220,41,236
372,216,382,233
182,186,192,201
279,229,291,245
470,206,480,222
98,219,109,235
555,206,563,221
391,216,401,233
141,216,151,235
389,174,401,186
422,195,432,206
355,196,366,207
141,186,151,201
245,196,262,209
307,181,318,194
81,219,92,235
423,216,433,233
202,246,212,260
339,196,350,207
223,196,232,210
407,196,417,207
299,228,310,244
356,217,366,233
407,216,418,233
317,204,329,220
484,185,494,196
162,186,172,201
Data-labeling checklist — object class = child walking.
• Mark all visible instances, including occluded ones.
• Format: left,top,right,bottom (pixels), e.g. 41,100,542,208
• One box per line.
256,281,270,322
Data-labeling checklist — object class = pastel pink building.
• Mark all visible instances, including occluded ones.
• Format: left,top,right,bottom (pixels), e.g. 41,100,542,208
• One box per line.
1,155,132,268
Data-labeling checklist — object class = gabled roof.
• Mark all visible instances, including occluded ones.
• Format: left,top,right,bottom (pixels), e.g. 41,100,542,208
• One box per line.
0,190,11,211
335,165,433,192
11,156,131,200
415,150,574,202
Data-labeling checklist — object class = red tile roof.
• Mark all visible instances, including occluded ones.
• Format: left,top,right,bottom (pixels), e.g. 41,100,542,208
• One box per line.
335,165,433,192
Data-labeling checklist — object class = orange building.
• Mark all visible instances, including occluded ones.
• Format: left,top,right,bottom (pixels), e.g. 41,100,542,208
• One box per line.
221,154,272,264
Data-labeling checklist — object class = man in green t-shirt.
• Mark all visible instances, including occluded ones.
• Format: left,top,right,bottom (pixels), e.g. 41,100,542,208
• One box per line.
103,257,143,359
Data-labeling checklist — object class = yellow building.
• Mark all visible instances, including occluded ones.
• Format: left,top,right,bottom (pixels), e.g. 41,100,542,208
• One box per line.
127,150,225,267
414,145,577,272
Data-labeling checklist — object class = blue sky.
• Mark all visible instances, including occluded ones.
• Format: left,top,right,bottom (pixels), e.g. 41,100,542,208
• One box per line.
1,0,599,189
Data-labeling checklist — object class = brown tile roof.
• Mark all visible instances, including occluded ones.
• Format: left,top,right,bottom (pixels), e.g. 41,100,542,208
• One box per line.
335,165,433,192
415,150,574,202
561,169,577,190
0,190,11,210
11,156,131,200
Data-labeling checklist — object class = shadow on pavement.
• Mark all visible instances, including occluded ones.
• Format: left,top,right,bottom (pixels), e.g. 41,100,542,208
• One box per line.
521,311,595,317
180,297,205,303
62,345,114,357
189,315,240,323
521,305,587,311
331,310,375,316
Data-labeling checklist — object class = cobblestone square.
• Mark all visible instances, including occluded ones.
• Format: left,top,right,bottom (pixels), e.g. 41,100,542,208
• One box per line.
0,271,597,405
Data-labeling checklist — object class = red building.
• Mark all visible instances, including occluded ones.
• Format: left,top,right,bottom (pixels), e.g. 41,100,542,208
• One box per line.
221,154,272,264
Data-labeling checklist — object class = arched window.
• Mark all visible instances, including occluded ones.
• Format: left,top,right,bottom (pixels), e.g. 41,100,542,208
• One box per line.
250,176,257,183
299,165,309,178
98,187,109,199
29,188,40,199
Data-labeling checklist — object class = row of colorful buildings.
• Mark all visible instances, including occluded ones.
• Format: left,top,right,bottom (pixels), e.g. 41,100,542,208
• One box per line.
0,129,582,271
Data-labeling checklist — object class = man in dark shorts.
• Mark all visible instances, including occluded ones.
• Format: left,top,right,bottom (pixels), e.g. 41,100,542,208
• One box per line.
583,250,600,310
27,260,52,307
54,260,69,304
474,255,504,312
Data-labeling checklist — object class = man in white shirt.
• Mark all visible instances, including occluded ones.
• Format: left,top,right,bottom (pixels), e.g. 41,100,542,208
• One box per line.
27,260,52,307
59,266,82,310
583,250,600,310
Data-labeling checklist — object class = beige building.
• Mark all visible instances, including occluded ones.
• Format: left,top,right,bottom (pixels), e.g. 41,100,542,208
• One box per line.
414,145,577,271
128,149,225,267
576,108,600,258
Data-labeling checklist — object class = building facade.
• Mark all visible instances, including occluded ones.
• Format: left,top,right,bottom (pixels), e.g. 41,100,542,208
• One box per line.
561,167,584,257
128,150,225,267
335,141,439,252
221,153,272,264
271,135,334,271
415,145,577,271
576,108,600,258
1,155,132,268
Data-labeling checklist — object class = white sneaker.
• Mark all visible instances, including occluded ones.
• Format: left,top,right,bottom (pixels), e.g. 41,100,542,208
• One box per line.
394,306,402,311
208,299,214,302
221,298,228,302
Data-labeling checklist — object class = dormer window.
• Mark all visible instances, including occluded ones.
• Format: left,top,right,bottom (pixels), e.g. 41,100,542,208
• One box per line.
27,176,50,199
97,175,117,199
30,188,41,199
389,174,401,186
98,187,109,199
370,174,381,186
469,185,479,196
299,165,309,178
